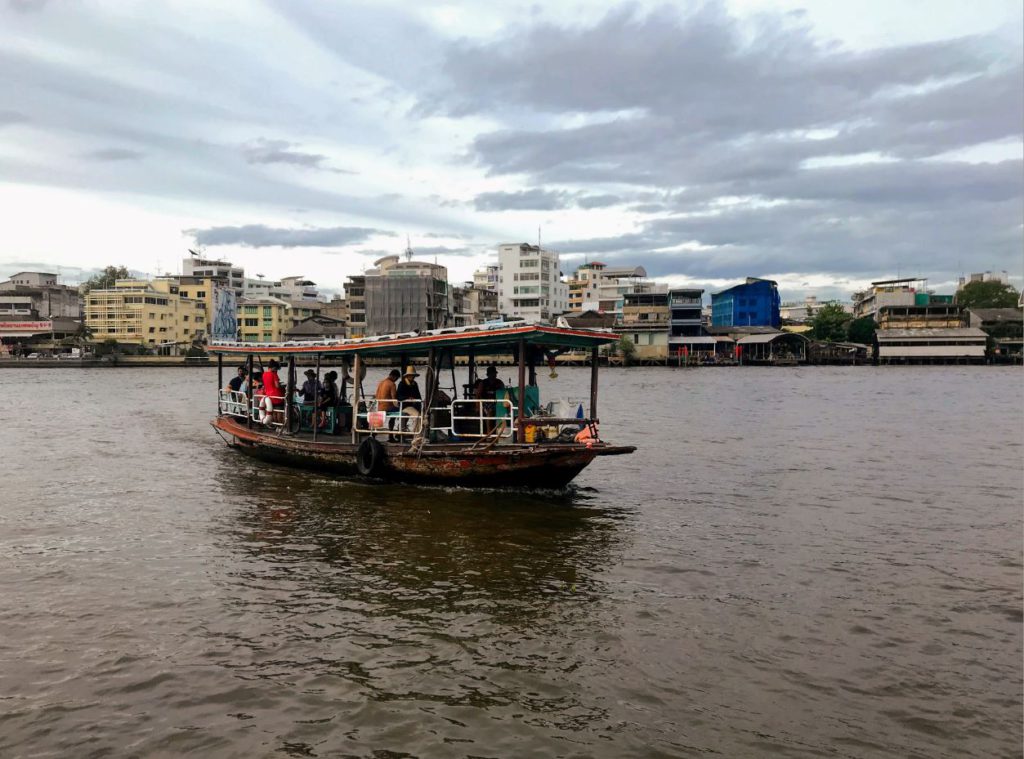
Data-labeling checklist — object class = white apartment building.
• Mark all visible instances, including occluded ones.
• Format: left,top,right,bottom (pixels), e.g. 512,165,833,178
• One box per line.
182,254,245,296
496,243,568,324
472,264,499,292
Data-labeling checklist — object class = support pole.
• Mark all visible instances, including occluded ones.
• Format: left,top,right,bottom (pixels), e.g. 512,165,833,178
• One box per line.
527,346,537,387
313,353,321,442
467,349,476,399
286,355,295,433
589,346,599,420
517,339,527,443
217,353,223,414
423,347,436,439
351,353,361,444
246,354,254,428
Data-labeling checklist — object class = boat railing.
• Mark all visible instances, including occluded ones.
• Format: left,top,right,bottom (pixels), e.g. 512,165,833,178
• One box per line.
441,398,517,440
355,398,425,438
252,393,288,428
218,389,248,418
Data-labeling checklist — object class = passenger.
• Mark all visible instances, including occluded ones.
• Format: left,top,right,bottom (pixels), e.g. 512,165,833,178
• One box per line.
320,370,339,409
300,369,321,404
260,359,287,422
397,365,422,433
473,365,505,399
473,365,505,433
317,368,337,430
226,366,247,392
373,369,400,437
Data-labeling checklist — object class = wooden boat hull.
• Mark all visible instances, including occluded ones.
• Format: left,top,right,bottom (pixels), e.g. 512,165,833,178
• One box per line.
212,416,634,488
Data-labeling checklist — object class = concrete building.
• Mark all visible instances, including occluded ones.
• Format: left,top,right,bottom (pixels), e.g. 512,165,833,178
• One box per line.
363,255,449,335
155,275,225,341
711,278,781,328
450,284,500,327
343,275,366,338
0,271,82,319
668,288,714,356
876,328,987,364
285,315,347,341
472,264,499,293
497,243,569,324
617,292,669,360
877,303,964,330
85,279,205,354
566,262,660,318
851,278,926,320
279,276,320,302
237,297,290,343
958,270,1009,289
182,254,244,297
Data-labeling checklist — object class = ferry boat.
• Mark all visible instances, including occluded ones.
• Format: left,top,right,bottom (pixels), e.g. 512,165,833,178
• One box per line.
209,322,635,488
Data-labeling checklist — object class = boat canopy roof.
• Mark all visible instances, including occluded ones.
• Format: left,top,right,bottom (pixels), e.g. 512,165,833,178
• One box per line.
210,322,617,358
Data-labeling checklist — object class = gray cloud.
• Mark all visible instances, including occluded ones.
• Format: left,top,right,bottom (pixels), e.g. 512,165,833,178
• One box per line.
83,147,144,161
241,137,355,173
0,109,28,125
474,188,572,211
188,225,395,248
473,188,625,211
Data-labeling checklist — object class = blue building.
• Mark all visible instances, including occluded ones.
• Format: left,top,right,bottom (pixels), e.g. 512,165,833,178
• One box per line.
711,278,781,328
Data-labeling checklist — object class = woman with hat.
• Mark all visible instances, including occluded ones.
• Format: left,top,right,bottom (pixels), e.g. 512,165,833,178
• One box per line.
396,365,422,433
300,368,322,405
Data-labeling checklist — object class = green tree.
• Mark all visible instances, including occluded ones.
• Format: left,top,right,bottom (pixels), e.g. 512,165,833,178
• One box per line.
808,302,850,342
615,334,637,366
955,280,1020,309
80,265,129,293
846,316,877,345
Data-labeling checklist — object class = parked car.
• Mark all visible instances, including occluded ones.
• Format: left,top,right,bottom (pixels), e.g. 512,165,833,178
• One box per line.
26,352,41,359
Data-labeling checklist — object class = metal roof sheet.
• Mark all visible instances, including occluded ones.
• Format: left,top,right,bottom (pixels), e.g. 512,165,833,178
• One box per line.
737,332,809,344
211,323,618,358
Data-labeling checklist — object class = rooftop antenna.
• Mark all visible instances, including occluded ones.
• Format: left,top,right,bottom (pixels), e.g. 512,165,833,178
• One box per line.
405,235,413,262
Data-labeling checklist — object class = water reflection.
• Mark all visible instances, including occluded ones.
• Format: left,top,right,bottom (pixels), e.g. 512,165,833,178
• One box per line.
204,453,629,724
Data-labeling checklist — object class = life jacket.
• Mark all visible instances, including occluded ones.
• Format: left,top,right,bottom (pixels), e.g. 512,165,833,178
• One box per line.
574,422,599,447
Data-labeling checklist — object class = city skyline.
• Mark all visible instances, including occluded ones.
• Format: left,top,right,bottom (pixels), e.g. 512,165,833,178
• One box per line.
1,0,1021,304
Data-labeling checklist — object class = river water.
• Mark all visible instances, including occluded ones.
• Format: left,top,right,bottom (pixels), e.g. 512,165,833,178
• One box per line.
0,366,1020,758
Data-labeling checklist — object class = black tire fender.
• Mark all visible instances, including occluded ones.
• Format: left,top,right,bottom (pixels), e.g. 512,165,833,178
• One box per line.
356,437,386,477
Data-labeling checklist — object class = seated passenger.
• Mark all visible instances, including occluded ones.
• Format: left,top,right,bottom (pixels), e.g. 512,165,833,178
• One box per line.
473,365,505,433
300,369,321,404
226,366,247,393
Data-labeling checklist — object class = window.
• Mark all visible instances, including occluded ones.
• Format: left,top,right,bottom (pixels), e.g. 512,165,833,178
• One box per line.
196,291,206,298
263,306,272,318
244,306,257,315
244,318,258,327
148,327,155,333
183,315,189,322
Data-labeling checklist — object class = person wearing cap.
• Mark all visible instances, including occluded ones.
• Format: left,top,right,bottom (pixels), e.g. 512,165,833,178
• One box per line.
300,368,322,405
396,365,422,433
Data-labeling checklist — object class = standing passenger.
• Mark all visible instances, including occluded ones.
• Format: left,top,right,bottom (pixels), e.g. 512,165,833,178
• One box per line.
397,366,422,433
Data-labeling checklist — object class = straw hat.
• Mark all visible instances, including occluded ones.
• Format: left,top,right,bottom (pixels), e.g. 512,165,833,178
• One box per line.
403,365,419,377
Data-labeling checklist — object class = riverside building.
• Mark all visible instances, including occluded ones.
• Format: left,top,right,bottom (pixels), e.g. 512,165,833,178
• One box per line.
711,278,781,328
85,279,205,354
0,271,82,319
496,243,568,324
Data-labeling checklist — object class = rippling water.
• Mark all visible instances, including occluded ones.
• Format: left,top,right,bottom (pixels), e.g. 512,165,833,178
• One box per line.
1,366,1021,757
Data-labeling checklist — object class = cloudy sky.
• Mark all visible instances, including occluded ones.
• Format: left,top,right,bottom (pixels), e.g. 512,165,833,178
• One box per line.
1,0,1021,302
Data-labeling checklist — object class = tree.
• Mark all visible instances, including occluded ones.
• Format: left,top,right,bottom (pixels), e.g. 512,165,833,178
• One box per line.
80,265,129,293
808,301,850,342
615,335,637,366
846,316,877,345
955,280,1020,309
